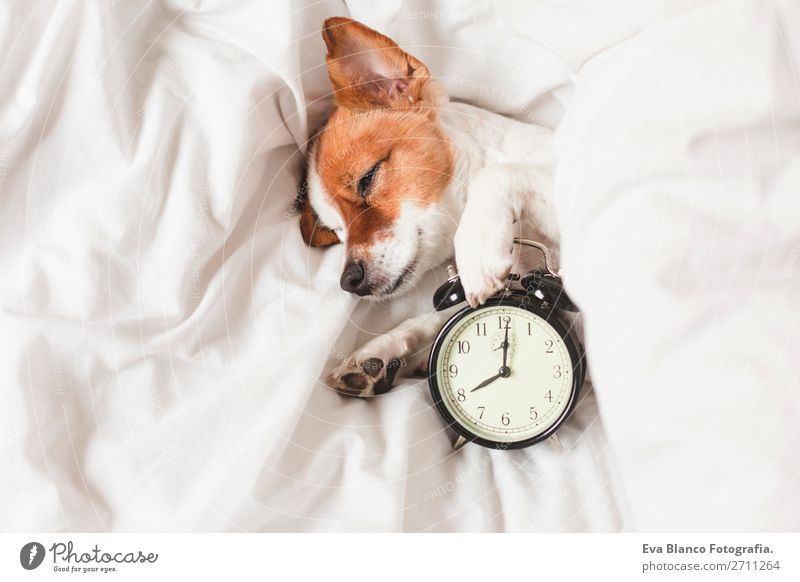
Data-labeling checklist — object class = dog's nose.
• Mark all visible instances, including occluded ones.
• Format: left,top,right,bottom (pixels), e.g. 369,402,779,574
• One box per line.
340,261,370,296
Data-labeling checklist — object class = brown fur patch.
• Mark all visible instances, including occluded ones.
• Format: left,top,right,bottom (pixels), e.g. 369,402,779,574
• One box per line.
302,17,454,257
315,106,453,252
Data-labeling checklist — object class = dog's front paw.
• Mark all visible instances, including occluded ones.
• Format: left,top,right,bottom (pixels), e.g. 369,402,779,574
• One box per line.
326,357,402,397
326,334,411,397
454,217,514,308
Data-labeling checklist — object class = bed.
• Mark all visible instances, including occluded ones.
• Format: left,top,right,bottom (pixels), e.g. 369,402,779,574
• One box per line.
1,0,797,532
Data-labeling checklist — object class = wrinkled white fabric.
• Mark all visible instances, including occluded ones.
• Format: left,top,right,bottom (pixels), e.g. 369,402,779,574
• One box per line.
555,0,800,530
0,0,794,532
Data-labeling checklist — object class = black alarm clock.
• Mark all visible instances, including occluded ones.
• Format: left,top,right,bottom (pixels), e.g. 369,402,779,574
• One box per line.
428,239,586,450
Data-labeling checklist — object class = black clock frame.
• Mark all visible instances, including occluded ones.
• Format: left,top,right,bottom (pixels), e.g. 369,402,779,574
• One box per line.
427,290,586,450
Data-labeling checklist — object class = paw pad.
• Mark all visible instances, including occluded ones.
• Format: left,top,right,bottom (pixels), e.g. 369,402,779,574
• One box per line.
328,357,403,397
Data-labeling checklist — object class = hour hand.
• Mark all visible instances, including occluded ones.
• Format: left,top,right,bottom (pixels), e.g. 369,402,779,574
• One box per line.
470,373,502,392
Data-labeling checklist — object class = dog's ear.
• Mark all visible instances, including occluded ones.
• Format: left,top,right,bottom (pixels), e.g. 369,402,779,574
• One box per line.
300,201,340,247
299,193,340,248
322,17,431,110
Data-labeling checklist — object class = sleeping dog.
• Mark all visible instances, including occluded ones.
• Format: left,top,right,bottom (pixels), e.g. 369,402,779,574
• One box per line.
300,17,559,396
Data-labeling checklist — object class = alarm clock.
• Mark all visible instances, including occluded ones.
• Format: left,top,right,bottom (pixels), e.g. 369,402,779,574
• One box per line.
428,239,586,450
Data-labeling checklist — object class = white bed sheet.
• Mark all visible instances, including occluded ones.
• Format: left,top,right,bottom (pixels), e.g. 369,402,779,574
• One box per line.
0,0,795,532
554,0,800,530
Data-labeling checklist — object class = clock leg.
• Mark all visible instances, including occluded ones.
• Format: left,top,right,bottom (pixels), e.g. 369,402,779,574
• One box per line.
548,434,563,452
452,435,469,451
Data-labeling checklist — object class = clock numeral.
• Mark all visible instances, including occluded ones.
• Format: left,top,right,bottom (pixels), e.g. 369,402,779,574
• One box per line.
545,390,553,403
530,406,538,420
457,340,471,354
498,315,511,329
528,322,533,335
448,364,458,378
477,406,485,420
553,364,562,378
545,339,554,353
456,388,466,402
475,322,487,336
501,412,510,426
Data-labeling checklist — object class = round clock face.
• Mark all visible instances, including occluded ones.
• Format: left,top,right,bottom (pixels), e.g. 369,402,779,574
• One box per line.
433,304,574,445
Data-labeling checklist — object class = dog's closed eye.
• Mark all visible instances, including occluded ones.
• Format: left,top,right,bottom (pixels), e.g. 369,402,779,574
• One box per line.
357,161,381,198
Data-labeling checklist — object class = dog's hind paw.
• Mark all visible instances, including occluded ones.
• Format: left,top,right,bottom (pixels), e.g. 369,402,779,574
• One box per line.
326,357,403,397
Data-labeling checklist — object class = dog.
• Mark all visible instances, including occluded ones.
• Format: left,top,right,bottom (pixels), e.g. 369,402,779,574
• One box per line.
300,17,559,396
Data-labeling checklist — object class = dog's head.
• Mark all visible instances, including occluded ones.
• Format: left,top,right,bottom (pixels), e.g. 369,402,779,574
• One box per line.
300,17,456,299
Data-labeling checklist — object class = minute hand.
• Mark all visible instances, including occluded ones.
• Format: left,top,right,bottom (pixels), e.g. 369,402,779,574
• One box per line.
470,373,503,393
501,324,510,369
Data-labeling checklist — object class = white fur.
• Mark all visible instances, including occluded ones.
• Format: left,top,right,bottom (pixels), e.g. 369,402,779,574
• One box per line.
317,101,559,395
307,155,345,238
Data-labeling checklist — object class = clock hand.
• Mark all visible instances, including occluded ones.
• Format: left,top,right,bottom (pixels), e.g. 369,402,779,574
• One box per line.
501,324,510,370
470,372,503,392
472,325,513,393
